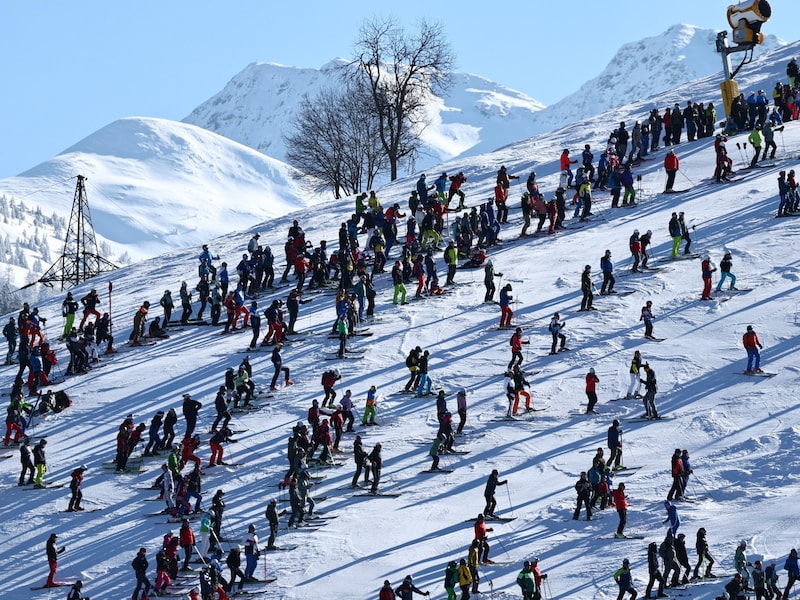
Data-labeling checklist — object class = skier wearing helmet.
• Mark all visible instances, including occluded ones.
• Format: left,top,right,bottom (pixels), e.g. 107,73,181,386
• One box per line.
579,265,595,311
456,387,468,434
585,367,600,413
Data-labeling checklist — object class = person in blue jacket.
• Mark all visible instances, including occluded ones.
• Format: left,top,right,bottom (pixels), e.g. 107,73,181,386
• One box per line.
663,501,680,537
600,249,615,295
614,558,637,600
784,548,799,599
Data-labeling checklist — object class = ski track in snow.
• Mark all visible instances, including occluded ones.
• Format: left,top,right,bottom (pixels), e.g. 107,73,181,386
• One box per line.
5,43,800,600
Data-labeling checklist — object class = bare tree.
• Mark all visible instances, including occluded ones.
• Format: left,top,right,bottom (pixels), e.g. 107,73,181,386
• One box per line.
284,84,386,199
352,17,455,181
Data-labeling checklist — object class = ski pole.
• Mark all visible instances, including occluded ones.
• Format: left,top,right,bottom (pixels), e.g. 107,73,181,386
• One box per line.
735,143,747,168
677,168,696,186
494,534,512,559
505,484,515,516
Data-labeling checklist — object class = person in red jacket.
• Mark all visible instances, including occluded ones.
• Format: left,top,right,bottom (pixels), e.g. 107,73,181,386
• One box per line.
378,579,395,600
664,149,680,192
742,325,764,374
447,172,468,210
613,482,630,538
474,514,495,563
560,149,577,187
181,435,202,469
585,368,600,414
67,465,87,512
508,327,529,371
179,518,196,571
701,256,717,300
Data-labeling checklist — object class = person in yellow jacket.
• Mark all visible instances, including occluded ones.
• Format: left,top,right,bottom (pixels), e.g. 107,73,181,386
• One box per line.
748,126,763,169
467,540,481,594
457,558,473,599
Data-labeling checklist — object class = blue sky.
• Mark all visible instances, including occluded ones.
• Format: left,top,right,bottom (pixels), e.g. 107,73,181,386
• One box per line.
1,0,798,178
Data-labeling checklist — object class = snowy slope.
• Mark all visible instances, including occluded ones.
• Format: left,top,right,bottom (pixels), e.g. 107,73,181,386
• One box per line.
3,42,800,600
182,59,546,168
0,117,330,284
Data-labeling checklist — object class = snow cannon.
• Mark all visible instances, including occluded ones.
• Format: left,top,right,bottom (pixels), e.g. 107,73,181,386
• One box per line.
727,0,771,46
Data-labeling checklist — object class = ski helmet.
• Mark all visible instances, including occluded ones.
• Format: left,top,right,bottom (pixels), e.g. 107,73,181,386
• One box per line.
585,264,591,270
589,368,595,374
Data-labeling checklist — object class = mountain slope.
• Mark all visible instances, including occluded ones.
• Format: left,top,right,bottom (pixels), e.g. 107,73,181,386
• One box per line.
0,117,329,284
533,24,785,133
1,39,800,600
182,59,545,168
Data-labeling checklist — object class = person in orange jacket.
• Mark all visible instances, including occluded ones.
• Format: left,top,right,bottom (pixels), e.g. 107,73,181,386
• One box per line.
742,325,764,374
560,149,577,187
474,514,495,564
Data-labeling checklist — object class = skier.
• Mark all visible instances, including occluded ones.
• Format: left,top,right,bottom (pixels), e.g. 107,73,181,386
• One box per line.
668,213,682,259
67,465,87,512
2,316,16,365
269,343,293,391
362,385,379,425
748,125,763,168
66,580,88,600
645,542,667,599
499,284,513,328
448,172,468,209
613,483,629,538
666,448,685,501
416,351,432,397
79,289,101,330
600,250,615,295
640,301,656,340
335,314,349,359
679,212,692,255
379,580,396,600
640,363,659,419
573,471,593,521
392,260,408,305
131,547,151,600
725,573,747,600
61,292,79,337
735,540,752,589
675,533,692,585
19,436,34,485
511,366,531,415
444,240,458,286
483,469,508,517
130,301,150,346
455,388,468,434
367,442,382,494
639,230,653,269
321,368,341,408
663,501,681,537
585,368,600,413
33,438,47,487
473,514,494,564
693,527,716,579
265,499,279,550
208,427,236,467
579,265,594,311
44,532,66,587
743,325,764,374
783,547,799,599
428,432,445,471
664,149,679,193
629,230,642,274
395,575,430,599
182,393,202,439
607,419,623,469
613,558,637,600
701,255,717,300
241,524,259,581
508,327,529,370
778,170,791,216
517,562,537,600
352,435,370,488
480,260,502,305
716,251,738,291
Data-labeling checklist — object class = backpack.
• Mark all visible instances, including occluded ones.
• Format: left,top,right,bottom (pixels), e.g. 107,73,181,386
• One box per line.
54,390,71,413
405,353,414,368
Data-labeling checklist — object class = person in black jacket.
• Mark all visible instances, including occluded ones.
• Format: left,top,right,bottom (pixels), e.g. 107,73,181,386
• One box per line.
573,472,593,521
182,394,202,438
645,541,667,598
143,411,164,456
44,532,65,587
131,547,151,600
607,420,623,469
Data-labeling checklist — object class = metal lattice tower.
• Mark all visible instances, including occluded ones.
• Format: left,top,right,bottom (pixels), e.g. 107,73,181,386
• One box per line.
32,175,117,290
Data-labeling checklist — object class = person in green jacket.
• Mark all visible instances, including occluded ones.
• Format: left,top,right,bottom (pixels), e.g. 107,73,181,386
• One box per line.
748,126,762,168
444,241,458,286
429,433,445,471
444,560,458,600
336,315,348,359
516,561,536,600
